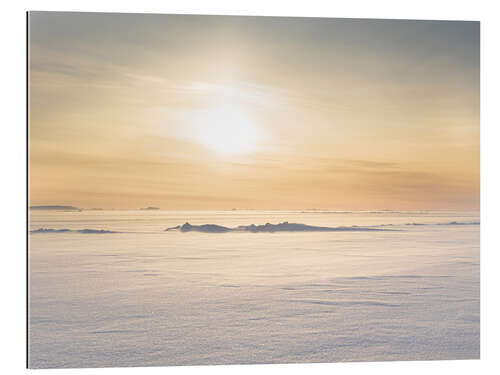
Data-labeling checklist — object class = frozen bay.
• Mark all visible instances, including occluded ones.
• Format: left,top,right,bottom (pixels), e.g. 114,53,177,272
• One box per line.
28,210,480,368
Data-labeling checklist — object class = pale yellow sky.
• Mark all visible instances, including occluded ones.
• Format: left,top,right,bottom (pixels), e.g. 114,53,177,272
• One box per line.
29,13,479,210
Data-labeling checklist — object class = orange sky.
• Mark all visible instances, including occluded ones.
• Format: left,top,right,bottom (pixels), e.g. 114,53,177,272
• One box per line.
29,13,479,210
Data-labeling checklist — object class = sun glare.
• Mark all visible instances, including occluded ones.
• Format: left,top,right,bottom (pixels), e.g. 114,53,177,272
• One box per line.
193,102,260,155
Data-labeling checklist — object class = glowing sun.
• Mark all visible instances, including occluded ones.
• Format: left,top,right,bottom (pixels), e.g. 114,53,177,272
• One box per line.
192,102,260,154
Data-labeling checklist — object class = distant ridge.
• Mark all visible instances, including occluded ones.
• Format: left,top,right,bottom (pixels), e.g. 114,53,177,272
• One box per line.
30,205,81,211
140,207,160,210
30,228,118,234
165,221,392,233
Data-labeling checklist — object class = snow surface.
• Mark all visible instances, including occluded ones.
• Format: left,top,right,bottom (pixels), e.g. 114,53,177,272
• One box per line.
28,210,479,368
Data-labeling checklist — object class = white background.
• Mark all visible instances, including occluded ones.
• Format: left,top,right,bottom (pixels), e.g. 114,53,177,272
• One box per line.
1,0,498,374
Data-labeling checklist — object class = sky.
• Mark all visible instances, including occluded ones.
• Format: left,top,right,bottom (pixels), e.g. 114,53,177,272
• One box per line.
28,12,479,210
